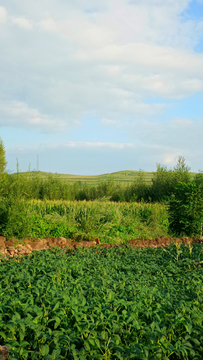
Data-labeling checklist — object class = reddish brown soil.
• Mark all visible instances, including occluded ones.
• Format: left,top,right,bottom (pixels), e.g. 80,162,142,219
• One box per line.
0,235,202,258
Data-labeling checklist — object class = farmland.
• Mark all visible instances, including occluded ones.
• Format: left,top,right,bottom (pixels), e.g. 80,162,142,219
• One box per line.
1,243,203,359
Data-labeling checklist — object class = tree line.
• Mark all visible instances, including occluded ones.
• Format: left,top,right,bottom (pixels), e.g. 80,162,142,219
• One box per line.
0,137,203,203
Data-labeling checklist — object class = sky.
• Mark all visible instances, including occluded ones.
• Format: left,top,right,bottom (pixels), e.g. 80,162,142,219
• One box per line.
0,0,203,175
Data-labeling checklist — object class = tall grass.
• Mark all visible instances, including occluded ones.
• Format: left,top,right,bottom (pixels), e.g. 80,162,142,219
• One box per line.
0,199,169,242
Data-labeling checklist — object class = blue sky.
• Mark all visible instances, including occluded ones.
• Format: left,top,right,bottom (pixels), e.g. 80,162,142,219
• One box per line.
0,0,203,174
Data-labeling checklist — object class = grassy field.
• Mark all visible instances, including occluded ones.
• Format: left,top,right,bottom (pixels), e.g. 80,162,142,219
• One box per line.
19,170,197,184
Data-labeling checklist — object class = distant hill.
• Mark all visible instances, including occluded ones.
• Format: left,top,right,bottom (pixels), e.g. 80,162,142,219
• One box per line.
16,170,197,184
57,170,154,183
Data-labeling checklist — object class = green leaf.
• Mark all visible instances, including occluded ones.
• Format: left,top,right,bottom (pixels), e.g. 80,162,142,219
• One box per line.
101,331,106,340
88,339,95,346
53,302,60,311
49,316,61,329
81,297,86,306
0,331,6,340
84,341,90,351
41,344,50,356
95,339,100,348
51,349,61,359
19,341,30,348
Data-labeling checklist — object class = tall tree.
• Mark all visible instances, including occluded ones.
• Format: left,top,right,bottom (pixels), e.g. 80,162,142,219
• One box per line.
0,138,7,173
150,156,191,202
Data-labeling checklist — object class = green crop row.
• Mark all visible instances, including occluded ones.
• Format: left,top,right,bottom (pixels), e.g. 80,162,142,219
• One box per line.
0,199,169,242
1,244,203,359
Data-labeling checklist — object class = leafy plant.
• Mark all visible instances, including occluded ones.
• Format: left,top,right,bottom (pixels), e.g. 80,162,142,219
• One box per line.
1,244,203,359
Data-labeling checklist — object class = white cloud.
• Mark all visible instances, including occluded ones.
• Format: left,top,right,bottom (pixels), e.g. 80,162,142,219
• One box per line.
12,17,33,29
143,75,203,98
9,141,135,152
39,16,58,32
38,14,116,49
0,0,203,137
76,43,203,74
60,18,115,48
0,6,7,24
0,101,67,133
63,141,135,149
105,65,122,76
35,0,203,52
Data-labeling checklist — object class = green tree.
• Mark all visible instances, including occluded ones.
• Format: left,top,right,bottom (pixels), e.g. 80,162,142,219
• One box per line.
173,156,191,183
149,156,191,202
168,182,203,237
0,138,7,173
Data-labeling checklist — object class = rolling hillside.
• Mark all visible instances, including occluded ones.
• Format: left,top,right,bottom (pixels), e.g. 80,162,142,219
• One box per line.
19,170,197,184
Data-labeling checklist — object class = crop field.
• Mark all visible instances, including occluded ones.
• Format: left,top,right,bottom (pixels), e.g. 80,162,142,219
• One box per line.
1,244,203,359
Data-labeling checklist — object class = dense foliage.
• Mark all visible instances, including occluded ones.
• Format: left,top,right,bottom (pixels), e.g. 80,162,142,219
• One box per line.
0,200,168,242
168,183,203,237
1,244,203,359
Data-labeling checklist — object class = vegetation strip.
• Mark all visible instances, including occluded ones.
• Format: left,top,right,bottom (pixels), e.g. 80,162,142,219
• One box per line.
1,200,169,242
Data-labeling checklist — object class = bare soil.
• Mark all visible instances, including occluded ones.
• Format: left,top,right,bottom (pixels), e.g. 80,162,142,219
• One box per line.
0,235,202,258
